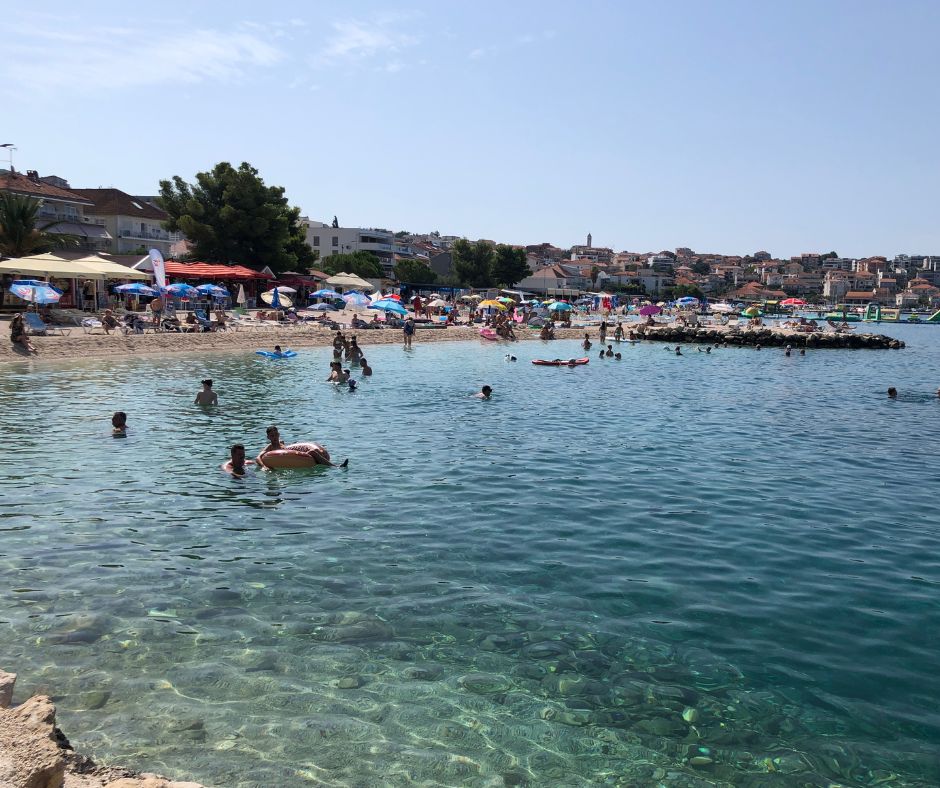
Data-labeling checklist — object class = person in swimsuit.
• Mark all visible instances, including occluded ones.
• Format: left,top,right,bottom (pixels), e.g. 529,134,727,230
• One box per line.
360,358,372,376
9,314,36,353
222,444,254,476
403,317,415,349
582,333,592,350
195,379,218,405
475,385,493,399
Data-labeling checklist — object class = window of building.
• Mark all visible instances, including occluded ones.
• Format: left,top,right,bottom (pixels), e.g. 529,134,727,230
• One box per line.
312,236,320,246
332,236,339,246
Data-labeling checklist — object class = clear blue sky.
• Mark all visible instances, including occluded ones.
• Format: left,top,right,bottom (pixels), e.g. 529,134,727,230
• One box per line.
3,1,939,258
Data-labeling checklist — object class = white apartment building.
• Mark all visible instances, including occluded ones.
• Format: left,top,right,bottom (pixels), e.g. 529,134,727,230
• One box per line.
302,219,394,275
71,188,180,257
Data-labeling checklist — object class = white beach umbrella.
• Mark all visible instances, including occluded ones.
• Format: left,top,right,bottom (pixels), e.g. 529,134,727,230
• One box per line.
236,284,247,305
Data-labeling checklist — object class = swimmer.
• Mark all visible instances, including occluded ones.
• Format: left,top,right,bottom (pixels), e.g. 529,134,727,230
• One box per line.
755,344,761,351
475,385,493,400
222,444,254,477
785,345,792,357
582,333,592,350
799,348,805,356
257,425,286,466
605,345,613,357
705,347,711,354
195,378,218,405
360,358,372,376
614,352,622,360
505,354,517,361
598,350,604,359
675,346,682,356
567,358,578,367
348,379,358,392
111,411,127,436
888,387,897,398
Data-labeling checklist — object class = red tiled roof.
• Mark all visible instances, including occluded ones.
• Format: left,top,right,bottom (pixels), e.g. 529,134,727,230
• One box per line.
71,188,167,220
164,261,273,280
0,171,93,203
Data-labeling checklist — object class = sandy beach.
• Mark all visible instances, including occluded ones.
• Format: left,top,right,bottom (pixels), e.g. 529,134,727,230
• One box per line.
0,321,600,365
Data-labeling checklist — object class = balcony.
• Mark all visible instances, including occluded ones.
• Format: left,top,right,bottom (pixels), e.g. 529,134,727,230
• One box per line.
119,228,171,241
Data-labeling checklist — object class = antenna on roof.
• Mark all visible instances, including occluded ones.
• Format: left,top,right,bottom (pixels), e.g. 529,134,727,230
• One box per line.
0,143,16,173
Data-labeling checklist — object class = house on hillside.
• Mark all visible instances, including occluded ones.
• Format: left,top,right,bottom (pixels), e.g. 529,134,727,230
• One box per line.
71,188,179,257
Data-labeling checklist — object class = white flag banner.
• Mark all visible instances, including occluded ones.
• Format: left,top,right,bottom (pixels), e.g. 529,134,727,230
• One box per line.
149,248,166,290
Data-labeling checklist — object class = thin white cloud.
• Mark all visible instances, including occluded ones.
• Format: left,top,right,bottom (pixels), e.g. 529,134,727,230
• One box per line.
469,48,487,60
0,15,284,96
317,18,418,66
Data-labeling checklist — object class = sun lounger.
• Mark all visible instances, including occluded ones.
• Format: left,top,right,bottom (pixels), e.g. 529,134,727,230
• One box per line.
24,312,70,336
81,318,105,334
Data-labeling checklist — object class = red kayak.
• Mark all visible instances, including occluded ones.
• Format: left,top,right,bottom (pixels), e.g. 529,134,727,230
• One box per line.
532,357,590,366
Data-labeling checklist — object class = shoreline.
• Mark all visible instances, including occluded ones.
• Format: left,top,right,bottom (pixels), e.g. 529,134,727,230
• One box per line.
0,668,203,788
1,322,905,367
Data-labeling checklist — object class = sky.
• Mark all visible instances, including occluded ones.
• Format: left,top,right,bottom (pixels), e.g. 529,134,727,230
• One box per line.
3,0,939,258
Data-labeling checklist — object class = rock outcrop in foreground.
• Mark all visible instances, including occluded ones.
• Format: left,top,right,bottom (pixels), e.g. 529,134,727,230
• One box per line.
0,669,203,788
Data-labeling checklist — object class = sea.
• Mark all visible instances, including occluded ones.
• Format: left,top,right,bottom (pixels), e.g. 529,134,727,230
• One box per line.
1,323,938,787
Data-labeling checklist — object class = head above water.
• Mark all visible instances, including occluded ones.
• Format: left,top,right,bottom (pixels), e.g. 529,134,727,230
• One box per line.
201,379,213,388
230,444,245,464
887,387,897,398
481,385,492,397
274,345,282,353
266,425,280,440
111,411,127,428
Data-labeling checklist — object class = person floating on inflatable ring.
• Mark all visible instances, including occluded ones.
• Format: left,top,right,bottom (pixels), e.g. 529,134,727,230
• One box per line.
257,425,348,469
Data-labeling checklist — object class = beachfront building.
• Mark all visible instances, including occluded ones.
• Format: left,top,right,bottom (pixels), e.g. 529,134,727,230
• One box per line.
302,219,395,276
516,264,577,296
71,188,179,257
0,169,110,252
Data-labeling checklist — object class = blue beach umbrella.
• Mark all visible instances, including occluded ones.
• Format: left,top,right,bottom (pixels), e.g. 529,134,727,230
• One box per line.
310,288,342,299
9,280,63,304
369,299,408,316
310,303,337,311
676,296,699,306
163,283,200,298
270,287,282,309
196,284,230,299
548,302,572,311
342,291,371,307
114,283,159,296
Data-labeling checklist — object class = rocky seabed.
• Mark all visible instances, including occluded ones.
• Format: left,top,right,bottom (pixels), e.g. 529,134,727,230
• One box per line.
0,668,203,788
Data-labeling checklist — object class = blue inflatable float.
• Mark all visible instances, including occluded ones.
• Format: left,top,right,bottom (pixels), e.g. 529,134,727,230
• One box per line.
256,349,297,359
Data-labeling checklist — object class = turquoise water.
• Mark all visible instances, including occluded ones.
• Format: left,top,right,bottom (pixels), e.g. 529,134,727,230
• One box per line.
1,327,939,787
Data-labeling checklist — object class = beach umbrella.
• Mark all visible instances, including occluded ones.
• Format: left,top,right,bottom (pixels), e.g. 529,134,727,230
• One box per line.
342,292,372,307
497,296,515,304
478,299,507,310
114,282,158,297
780,297,807,307
262,288,293,309
236,284,247,305
9,280,63,304
639,304,662,316
369,299,408,315
310,288,342,299
310,303,337,311
548,302,572,311
742,306,763,317
709,303,735,313
427,298,447,307
164,283,200,298
384,293,403,301
196,284,229,299
269,285,297,294
676,296,699,305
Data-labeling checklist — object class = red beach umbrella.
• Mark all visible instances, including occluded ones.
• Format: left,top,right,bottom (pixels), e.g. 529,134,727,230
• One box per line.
780,298,807,307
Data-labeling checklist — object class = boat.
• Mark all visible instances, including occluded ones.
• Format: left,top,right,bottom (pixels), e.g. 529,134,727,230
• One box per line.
532,357,590,366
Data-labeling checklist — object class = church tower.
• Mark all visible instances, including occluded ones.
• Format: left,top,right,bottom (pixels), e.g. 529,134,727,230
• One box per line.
587,233,592,248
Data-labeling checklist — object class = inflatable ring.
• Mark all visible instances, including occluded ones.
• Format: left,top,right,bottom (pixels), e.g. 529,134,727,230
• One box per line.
261,450,318,469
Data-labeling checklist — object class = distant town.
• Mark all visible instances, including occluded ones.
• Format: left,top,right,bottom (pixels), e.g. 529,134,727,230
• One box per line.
2,165,939,308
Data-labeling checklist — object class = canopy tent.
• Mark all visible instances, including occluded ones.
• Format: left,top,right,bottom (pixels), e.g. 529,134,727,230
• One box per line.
70,254,152,281
324,272,376,291
0,254,105,280
162,261,274,280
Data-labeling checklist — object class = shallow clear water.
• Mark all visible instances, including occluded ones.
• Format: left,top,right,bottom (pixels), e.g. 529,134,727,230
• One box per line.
1,326,939,787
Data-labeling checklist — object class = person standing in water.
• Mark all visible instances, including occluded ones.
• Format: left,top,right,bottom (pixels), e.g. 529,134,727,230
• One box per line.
403,316,415,349
195,379,218,405
599,320,608,344
111,411,127,435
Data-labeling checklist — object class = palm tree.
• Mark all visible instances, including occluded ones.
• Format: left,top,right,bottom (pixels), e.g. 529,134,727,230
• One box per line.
0,192,80,257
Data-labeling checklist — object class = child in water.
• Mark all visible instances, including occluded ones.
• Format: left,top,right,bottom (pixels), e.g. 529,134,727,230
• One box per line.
111,411,127,436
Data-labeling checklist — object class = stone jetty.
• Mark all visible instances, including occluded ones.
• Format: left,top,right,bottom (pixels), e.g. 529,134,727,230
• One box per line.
637,324,905,349
0,668,203,788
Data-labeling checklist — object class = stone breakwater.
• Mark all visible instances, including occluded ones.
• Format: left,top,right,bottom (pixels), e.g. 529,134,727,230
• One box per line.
640,324,906,349
0,669,203,788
